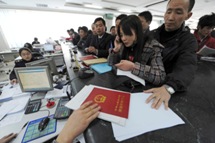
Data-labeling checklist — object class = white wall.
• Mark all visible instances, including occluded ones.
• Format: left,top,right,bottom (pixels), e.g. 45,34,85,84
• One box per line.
0,9,101,49
0,25,10,52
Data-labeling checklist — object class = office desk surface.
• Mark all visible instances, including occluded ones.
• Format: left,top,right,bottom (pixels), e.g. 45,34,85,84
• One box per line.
0,98,66,143
68,59,215,143
61,43,215,143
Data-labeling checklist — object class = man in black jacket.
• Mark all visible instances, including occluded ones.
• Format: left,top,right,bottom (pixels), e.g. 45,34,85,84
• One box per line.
86,17,114,58
145,0,197,110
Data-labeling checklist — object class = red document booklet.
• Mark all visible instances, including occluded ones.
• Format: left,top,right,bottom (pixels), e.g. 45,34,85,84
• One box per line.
82,87,130,118
79,55,97,61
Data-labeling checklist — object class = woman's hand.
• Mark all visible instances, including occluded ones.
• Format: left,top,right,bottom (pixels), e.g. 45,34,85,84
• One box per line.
113,36,123,53
115,60,135,71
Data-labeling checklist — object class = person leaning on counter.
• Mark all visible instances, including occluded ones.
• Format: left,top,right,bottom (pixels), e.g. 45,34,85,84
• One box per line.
145,0,197,110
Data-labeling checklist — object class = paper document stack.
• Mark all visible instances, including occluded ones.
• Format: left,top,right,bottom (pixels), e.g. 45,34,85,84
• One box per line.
45,86,68,99
200,56,215,62
112,92,185,141
0,84,30,102
117,69,145,86
65,85,185,141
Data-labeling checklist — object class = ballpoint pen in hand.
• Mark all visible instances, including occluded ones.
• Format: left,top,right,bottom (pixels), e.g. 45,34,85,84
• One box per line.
18,121,29,134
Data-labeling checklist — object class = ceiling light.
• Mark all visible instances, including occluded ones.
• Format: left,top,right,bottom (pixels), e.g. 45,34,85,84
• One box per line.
84,4,103,9
118,9,131,13
36,4,48,8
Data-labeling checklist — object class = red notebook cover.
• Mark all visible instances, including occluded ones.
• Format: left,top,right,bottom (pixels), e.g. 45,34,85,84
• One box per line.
79,55,97,61
82,87,130,118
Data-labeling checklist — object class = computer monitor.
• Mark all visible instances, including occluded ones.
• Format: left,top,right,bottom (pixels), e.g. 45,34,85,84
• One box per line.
25,58,58,75
43,44,55,52
14,66,53,92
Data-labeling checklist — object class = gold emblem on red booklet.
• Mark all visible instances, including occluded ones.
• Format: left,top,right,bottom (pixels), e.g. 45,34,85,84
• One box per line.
94,94,106,103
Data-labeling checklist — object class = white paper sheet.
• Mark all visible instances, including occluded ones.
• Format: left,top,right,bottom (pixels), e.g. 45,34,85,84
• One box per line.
65,85,128,126
45,86,67,99
112,92,185,141
0,111,24,128
8,96,30,114
0,101,19,120
117,69,145,86
73,133,86,143
0,84,29,102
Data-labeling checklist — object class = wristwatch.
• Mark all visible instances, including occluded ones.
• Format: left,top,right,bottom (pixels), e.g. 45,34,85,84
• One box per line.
164,84,175,95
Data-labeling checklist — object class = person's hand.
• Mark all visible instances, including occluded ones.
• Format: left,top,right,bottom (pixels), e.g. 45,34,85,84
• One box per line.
144,86,171,110
88,46,96,54
10,79,17,85
113,36,122,53
0,133,17,143
85,47,89,53
56,101,101,143
115,60,135,71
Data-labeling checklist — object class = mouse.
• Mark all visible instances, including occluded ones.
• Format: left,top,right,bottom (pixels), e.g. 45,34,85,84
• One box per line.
78,68,94,79
38,117,50,132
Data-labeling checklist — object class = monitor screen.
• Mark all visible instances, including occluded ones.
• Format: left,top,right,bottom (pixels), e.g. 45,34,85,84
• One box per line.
43,44,54,52
25,58,58,75
14,66,53,92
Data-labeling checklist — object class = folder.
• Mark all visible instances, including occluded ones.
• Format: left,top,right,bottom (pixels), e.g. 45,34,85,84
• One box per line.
197,45,215,56
83,58,107,66
90,63,112,74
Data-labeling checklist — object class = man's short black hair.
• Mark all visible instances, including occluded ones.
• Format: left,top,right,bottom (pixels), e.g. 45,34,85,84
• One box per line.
70,28,75,33
138,11,153,22
110,26,115,31
94,17,106,26
24,43,33,51
168,0,195,12
198,13,215,29
78,26,88,33
116,14,127,21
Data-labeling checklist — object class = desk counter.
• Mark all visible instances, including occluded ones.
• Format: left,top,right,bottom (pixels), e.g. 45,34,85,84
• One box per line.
62,43,215,143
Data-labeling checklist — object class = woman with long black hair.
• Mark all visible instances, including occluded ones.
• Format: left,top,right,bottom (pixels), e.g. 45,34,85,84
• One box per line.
109,15,165,85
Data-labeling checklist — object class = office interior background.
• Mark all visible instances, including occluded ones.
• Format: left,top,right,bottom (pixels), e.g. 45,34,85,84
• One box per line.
0,0,214,52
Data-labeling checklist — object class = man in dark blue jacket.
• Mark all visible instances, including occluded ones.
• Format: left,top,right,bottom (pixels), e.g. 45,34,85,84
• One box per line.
86,17,114,58
145,0,198,110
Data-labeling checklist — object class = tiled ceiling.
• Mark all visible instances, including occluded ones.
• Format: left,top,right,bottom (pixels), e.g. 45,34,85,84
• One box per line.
0,0,215,28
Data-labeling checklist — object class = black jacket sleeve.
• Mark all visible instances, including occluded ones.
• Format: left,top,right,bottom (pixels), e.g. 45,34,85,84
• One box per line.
165,34,198,91
9,61,22,80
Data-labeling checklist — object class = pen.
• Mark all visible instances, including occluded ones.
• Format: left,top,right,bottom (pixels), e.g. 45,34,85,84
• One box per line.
0,114,7,121
18,121,29,134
